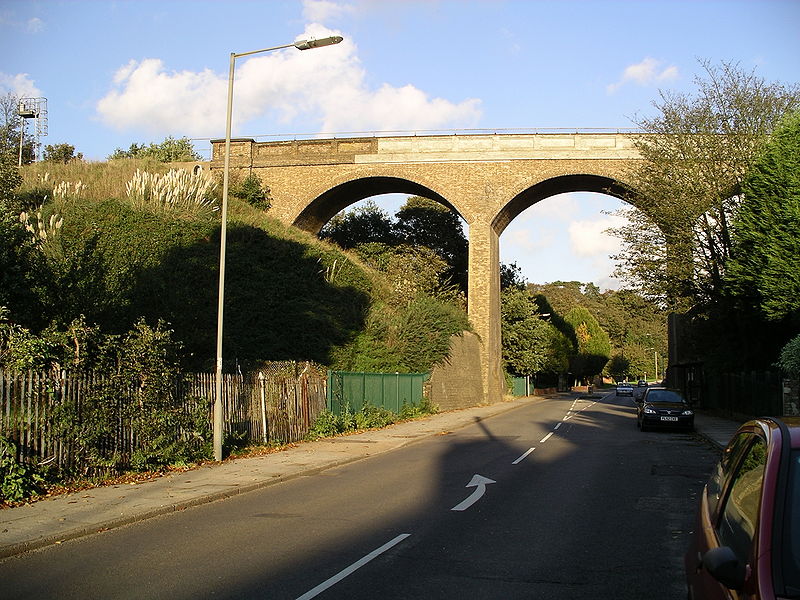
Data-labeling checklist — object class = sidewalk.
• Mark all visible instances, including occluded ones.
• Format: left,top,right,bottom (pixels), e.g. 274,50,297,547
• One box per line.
692,410,746,451
0,394,743,560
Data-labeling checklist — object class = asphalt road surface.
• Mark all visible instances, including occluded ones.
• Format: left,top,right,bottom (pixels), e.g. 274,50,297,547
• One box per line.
0,391,720,599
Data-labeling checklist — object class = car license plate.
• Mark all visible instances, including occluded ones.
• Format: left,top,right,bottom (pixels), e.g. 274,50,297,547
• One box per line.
661,416,678,422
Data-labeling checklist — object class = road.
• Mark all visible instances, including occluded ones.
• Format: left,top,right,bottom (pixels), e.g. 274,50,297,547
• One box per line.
0,391,719,599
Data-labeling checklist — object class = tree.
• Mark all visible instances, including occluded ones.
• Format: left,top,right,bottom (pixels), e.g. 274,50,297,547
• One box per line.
319,200,397,248
501,288,552,376
0,92,35,165
108,136,201,162
726,110,800,322
395,196,468,292
43,143,82,164
609,60,800,312
564,306,611,383
777,334,800,378
500,261,525,290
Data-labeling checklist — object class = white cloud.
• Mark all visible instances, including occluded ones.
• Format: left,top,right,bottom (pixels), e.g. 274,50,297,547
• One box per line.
95,23,481,137
96,59,226,135
567,214,626,257
503,228,555,254
26,17,44,33
303,0,356,23
0,72,42,98
606,57,679,94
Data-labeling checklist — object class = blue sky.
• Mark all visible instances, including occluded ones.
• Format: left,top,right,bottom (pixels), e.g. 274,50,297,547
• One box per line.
2,0,798,289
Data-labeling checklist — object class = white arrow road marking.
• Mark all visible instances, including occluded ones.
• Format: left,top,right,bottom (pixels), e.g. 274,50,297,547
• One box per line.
451,474,496,511
512,447,535,464
296,533,411,600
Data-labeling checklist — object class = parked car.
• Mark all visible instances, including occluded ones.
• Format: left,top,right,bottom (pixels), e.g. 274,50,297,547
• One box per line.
616,382,634,397
636,387,694,431
685,417,800,600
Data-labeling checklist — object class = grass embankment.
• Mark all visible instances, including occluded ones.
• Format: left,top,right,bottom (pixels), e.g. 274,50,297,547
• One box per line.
17,160,469,372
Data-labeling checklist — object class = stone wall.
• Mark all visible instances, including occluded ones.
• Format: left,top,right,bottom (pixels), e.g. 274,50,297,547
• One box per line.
427,332,486,410
784,378,800,416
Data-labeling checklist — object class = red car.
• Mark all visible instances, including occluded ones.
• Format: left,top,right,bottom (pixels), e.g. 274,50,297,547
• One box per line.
685,416,800,599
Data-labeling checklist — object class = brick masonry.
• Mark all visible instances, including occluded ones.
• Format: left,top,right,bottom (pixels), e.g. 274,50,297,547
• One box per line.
210,133,644,406
785,378,800,416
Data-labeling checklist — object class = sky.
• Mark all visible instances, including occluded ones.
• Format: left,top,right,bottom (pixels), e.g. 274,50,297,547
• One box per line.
2,0,799,289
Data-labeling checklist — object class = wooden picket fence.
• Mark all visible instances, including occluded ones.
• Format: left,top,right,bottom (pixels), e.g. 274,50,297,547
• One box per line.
0,362,327,472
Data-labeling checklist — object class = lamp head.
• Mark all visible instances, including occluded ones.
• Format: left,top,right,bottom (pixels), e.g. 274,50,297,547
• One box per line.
294,35,343,50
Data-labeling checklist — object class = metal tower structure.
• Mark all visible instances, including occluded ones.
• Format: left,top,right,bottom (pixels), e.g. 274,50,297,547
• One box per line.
17,97,48,165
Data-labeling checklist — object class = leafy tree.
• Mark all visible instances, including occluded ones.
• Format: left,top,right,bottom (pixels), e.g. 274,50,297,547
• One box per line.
564,306,611,383
609,60,800,312
0,92,35,165
320,200,397,248
777,334,800,377
43,143,82,164
607,354,631,382
394,196,468,292
108,136,201,162
726,110,800,322
501,288,552,376
500,261,525,290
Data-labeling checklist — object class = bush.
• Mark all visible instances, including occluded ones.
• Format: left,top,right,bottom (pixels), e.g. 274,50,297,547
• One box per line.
778,334,800,377
232,173,270,210
51,319,212,475
304,399,437,441
1,436,44,503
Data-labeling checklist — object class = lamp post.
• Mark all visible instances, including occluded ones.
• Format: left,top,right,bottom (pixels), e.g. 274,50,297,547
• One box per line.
214,35,343,461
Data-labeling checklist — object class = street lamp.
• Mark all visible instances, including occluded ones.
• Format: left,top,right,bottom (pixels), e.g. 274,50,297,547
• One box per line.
214,35,343,461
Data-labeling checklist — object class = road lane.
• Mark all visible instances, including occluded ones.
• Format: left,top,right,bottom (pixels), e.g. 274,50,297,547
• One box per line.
0,392,718,599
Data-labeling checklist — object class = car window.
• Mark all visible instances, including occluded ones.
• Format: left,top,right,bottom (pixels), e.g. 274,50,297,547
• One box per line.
716,437,767,564
706,433,756,516
645,390,684,403
784,450,800,594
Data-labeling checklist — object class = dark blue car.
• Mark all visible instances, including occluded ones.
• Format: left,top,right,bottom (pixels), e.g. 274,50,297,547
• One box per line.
636,387,694,431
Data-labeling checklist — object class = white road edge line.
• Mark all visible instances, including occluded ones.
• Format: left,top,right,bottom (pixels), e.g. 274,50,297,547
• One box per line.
296,533,411,600
554,422,562,430
512,447,535,464
540,432,554,443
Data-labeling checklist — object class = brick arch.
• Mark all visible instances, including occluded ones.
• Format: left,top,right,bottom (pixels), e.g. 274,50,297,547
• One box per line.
210,133,646,406
292,176,458,234
492,174,635,235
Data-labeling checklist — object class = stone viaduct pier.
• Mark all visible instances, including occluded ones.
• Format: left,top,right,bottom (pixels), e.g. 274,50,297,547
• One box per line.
209,132,642,405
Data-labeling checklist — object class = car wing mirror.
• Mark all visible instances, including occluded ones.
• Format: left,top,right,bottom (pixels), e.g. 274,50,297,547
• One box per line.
702,546,746,590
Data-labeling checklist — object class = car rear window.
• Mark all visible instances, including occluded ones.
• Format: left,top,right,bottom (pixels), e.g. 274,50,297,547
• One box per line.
783,450,800,594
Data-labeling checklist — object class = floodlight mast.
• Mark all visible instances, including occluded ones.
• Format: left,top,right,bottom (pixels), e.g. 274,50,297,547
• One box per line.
213,35,343,462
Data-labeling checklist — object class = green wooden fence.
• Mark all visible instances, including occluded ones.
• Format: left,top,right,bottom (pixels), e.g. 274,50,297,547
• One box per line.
326,371,429,415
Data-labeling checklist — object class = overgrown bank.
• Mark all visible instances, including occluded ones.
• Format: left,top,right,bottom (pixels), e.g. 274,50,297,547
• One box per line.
0,159,469,503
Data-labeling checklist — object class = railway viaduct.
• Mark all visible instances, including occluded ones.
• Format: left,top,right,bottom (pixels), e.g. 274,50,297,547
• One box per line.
208,132,643,405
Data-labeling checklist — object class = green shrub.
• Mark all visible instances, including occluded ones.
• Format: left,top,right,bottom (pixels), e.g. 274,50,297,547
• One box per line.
232,173,270,210
1,436,44,503
778,334,800,377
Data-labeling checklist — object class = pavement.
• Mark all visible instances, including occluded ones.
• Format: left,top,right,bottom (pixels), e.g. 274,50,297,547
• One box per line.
0,392,745,561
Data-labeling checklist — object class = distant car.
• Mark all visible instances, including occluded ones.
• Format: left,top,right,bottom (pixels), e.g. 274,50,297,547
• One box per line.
616,383,634,397
636,387,694,431
685,417,800,599
637,379,647,387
